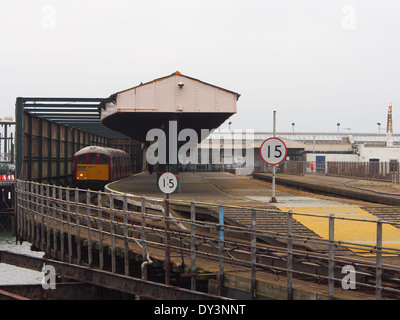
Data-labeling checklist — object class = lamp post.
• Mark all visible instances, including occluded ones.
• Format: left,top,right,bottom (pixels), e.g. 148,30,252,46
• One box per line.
337,123,340,133
377,122,381,133
292,123,295,133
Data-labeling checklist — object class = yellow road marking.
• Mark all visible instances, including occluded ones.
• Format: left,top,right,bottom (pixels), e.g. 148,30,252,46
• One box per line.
277,206,400,256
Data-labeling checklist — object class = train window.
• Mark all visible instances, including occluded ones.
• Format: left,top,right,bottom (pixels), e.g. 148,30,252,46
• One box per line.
77,155,86,164
77,167,86,171
99,154,108,164
89,153,97,164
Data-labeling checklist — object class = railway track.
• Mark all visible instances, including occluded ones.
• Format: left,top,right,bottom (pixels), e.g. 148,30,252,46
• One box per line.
58,194,400,298
363,207,400,226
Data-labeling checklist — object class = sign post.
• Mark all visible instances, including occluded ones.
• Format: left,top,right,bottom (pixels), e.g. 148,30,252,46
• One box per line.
234,155,244,176
158,172,178,285
260,112,287,202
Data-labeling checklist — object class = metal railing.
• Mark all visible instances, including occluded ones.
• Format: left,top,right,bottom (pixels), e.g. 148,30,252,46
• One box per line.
15,179,400,300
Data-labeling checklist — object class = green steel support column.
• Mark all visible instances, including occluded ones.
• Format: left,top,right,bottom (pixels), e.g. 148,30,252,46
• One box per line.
4,124,8,154
47,122,52,185
27,113,33,180
15,98,24,180
38,118,43,182
72,128,76,154
11,132,14,165
64,126,69,181
56,123,61,184
77,129,81,151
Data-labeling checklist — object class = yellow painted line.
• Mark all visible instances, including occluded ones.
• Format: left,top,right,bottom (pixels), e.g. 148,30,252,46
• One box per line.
277,206,400,256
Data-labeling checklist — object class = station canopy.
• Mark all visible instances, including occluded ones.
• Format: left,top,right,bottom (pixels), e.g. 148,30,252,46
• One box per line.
20,97,128,139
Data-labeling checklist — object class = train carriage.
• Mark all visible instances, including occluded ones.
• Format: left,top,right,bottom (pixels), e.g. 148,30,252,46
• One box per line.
73,146,131,188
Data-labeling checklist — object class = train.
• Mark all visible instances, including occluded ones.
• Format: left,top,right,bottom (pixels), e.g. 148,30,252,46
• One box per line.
0,162,15,181
73,146,131,188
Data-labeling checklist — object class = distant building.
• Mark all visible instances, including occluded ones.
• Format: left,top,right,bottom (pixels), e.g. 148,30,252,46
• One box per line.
197,106,400,175
198,131,400,174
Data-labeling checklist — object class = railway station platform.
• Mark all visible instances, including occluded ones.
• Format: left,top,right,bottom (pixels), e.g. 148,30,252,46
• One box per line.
253,173,400,206
106,171,388,207
107,171,400,261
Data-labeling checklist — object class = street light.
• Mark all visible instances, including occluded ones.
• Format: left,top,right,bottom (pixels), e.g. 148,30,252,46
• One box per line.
377,122,381,133
337,123,340,132
292,123,295,133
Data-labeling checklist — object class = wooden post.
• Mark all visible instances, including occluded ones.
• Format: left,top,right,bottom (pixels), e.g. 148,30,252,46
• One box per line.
110,193,116,273
27,182,32,243
34,183,40,249
218,204,224,296
328,214,335,300
287,210,293,300
376,219,383,300
164,197,170,285
66,188,72,264
141,196,147,280
52,185,57,257
123,194,129,276
97,191,104,270
86,189,92,267
75,188,81,265
251,207,257,300
40,184,45,252
46,185,51,256
190,201,196,291
59,187,64,261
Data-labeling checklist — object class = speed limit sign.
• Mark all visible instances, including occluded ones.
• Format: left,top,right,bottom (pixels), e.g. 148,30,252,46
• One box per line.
158,172,178,194
260,137,287,165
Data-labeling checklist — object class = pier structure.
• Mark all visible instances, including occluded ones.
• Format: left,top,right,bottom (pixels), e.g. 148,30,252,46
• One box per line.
2,73,400,300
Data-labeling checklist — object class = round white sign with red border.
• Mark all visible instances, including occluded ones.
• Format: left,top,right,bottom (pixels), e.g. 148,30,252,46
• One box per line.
260,137,287,165
158,172,178,194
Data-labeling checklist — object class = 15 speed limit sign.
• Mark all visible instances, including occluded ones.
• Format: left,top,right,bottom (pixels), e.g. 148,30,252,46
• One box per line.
158,172,178,194
260,137,287,165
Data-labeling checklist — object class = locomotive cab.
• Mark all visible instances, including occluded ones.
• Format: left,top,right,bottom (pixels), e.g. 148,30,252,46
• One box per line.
73,146,130,188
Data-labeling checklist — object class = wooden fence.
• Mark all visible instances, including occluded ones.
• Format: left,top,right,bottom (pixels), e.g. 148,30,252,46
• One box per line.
279,161,399,183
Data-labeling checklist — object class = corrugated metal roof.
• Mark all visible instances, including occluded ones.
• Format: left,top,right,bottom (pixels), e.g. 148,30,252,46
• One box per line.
206,132,400,143
353,135,400,142
112,71,241,100
21,97,128,139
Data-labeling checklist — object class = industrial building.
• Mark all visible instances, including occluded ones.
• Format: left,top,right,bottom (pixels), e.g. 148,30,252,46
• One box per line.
195,106,400,178
198,131,399,172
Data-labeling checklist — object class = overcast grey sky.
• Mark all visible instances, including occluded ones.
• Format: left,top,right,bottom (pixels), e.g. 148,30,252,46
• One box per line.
1,1,399,133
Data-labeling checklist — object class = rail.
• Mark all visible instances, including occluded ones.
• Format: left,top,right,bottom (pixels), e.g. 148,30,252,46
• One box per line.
15,179,400,300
